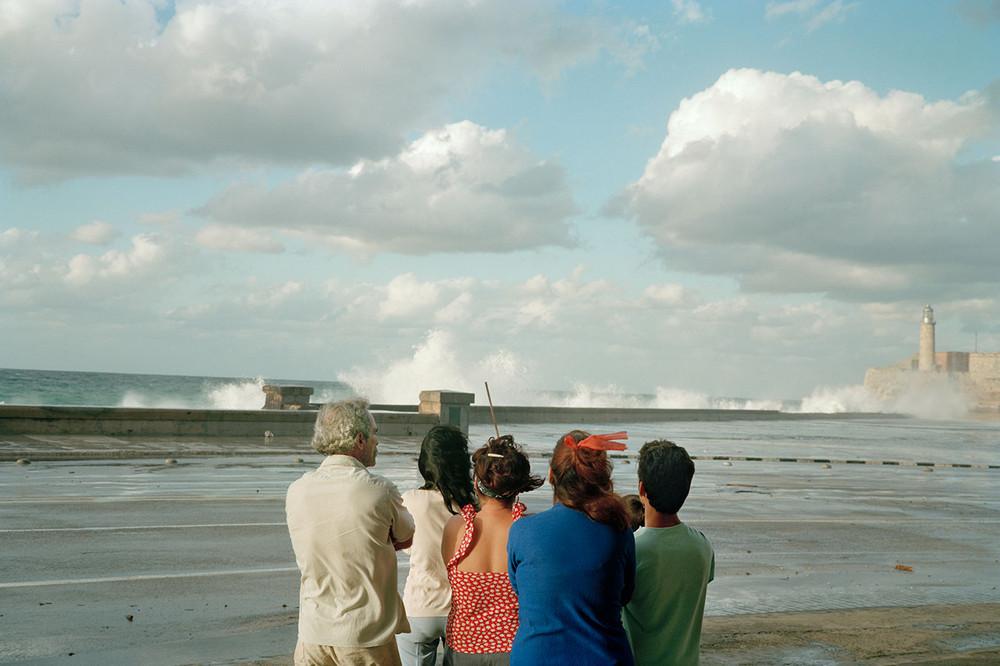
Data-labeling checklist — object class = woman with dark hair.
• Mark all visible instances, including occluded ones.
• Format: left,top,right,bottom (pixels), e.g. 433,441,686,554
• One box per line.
441,435,543,665
397,425,478,665
506,430,636,666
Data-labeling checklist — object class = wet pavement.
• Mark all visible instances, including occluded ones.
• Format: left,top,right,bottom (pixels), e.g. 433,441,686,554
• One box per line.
1,419,999,664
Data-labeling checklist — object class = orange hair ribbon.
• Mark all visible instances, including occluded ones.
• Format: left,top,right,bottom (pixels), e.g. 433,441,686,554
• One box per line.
562,431,628,451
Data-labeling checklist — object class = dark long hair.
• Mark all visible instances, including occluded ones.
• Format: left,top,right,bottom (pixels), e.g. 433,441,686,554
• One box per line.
418,425,477,513
472,435,543,503
550,429,629,531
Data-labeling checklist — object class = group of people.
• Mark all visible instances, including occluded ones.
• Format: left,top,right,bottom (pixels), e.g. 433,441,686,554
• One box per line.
285,399,715,666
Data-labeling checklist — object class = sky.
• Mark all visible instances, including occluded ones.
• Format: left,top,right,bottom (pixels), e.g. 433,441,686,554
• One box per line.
1,0,999,404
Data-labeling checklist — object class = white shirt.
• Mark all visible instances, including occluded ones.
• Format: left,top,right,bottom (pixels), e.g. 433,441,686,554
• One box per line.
401,488,455,617
286,455,416,647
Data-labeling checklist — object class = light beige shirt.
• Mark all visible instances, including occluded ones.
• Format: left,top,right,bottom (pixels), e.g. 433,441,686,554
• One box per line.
286,455,415,647
401,489,455,617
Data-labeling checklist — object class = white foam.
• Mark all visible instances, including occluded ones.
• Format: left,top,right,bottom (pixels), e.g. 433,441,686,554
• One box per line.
116,377,267,410
117,390,188,409
796,385,883,414
795,379,970,419
339,330,472,404
205,376,266,410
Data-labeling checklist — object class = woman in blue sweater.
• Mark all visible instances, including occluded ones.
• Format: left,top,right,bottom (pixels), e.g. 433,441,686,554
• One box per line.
506,430,636,666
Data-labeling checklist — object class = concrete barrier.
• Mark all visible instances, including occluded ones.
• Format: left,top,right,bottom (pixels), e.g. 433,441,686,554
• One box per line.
468,405,898,424
0,405,438,438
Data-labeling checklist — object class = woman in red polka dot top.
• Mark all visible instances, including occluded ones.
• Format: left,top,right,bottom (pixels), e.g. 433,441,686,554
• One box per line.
440,435,543,665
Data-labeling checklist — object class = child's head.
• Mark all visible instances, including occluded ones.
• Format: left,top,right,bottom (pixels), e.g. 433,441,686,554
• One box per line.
622,494,644,531
550,430,630,531
637,440,694,515
472,435,543,504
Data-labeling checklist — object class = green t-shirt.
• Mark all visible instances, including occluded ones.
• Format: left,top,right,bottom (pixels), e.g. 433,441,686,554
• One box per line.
623,523,715,666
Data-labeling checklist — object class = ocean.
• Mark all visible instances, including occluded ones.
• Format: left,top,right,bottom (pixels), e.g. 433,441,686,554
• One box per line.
0,368,356,410
0,367,983,419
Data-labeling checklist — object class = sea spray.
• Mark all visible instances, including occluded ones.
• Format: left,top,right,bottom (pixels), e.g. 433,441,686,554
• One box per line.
796,378,971,419
205,376,267,410
797,385,883,414
337,329,536,405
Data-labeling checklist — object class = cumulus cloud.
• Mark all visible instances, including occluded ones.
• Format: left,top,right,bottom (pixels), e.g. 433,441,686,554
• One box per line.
622,69,1000,300
197,121,576,254
71,220,117,245
195,224,283,253
65,233,169,286
0,0,639,181
379,274,442,320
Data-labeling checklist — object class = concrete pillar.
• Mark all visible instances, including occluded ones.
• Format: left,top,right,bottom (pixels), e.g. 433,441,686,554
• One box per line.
419,390,475,434
919,305,936,372
262,385,314,410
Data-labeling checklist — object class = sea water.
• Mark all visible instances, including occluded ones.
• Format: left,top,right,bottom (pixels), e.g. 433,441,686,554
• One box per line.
0,368,355,409
0,366,981,418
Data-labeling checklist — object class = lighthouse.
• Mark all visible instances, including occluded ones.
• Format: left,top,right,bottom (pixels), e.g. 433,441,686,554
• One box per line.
918,305,936,371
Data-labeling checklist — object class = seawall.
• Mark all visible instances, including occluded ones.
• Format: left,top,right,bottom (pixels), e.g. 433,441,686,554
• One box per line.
468,405,888,424
0,404,435,438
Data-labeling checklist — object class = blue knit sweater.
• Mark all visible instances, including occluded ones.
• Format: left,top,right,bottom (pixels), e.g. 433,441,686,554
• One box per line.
507,503,636,665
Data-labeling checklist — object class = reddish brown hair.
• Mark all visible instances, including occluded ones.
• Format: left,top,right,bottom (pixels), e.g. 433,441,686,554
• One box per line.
550,429,629,531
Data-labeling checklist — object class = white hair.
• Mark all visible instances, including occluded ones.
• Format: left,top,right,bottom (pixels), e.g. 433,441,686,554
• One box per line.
311,399,372,455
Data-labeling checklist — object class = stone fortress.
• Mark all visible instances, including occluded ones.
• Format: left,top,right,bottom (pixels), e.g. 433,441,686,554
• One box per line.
864,306,1000,412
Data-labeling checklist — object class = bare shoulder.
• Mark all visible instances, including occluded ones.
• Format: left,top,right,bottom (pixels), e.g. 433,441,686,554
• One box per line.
443,513,465,538
440,512,466,562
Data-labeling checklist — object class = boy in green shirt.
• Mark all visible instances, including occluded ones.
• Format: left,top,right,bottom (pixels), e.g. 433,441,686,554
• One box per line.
624,440,714,665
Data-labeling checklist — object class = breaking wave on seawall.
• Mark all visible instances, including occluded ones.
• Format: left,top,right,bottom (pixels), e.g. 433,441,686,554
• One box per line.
334,330,971,419
116,377,352,410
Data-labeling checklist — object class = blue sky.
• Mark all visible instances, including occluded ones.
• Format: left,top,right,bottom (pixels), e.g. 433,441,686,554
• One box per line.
1,0,998,406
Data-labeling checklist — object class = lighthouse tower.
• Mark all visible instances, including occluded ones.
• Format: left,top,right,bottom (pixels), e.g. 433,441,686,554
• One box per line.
918,305,936,372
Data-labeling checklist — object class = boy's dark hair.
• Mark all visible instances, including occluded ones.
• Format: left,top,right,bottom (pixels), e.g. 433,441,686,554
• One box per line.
622,494,644,531
638,440,694,515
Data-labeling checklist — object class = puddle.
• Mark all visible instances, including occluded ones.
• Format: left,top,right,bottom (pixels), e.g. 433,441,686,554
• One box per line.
939,633,1000,652
705,642,845,665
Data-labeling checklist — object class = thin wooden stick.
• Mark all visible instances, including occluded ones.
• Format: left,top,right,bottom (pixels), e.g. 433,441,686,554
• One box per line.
484,381,500,439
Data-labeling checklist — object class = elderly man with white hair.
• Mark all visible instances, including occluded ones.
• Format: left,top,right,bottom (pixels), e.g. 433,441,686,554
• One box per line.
286,398,415,666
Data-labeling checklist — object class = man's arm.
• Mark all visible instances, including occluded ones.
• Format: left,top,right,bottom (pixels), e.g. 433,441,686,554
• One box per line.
386,482,415,550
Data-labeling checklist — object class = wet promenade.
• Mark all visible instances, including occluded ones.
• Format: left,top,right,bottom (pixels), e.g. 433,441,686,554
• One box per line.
1,419,999,663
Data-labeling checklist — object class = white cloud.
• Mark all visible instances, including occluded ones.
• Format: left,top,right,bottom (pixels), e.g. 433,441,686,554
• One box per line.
195,224,283,253
623,69,1000,300
0,0,638,181
197,121,577,255
643,283,689,305
138,211,181,226
0,227,38,247
379,273,442,320
435,292,473,324
766,0,822,18
671,0,708,24
65,234,168,286
71,220,117,245
806,0,858,32
765,0,857,31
